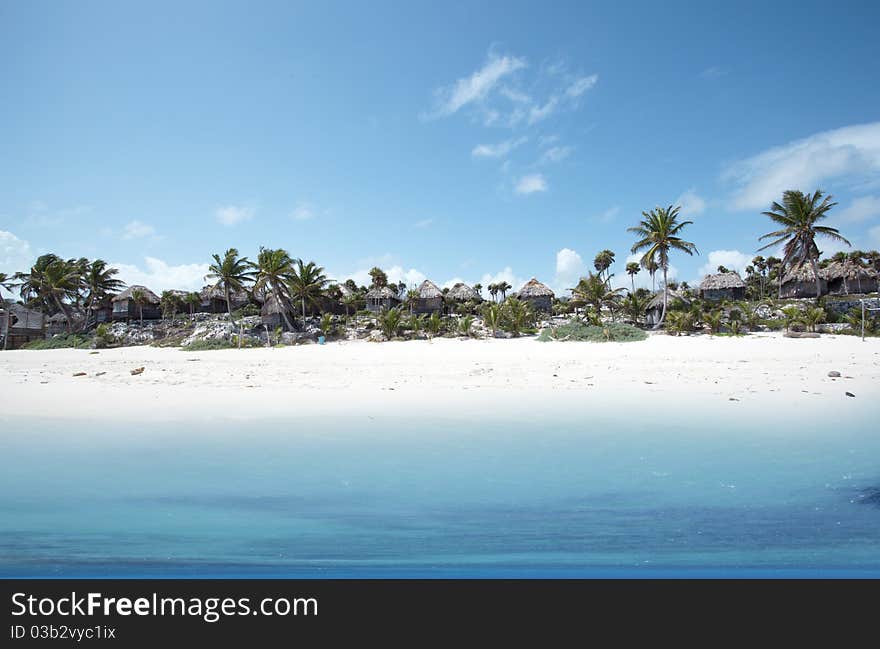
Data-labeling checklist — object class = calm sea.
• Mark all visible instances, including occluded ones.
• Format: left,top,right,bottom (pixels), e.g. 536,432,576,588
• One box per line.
1,407,878,578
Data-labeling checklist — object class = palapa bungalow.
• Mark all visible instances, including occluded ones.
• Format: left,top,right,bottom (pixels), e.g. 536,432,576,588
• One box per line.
516,278,555,312
46,311,83,336
111,285,161,321
199,285,250,314
645,290,691,327
446,282,482,304
699,272,747,301
1,302,45,350
414,280,444,314
779,263,826,298
259,292,294,330
820,260,879,295
365,286,401,313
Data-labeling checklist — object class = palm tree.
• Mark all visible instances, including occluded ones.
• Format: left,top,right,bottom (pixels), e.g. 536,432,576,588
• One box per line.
571,272,625,321
0,272,13,301
625,262,640,293
498,281,512,301
473,283,483,298
82,259,124,325
368,267,388,288
488,283,499,302
160,291,180,323
593,250,615,280
405,289,419,315
629,205,698,328
250,247,297,331
16,254,80,331
643,257,659,292
751,255,767,299
758,190,850,299
377,307,403,339
184,292,201,318
621,290,650,326
501,297,531,337
131,288,148,327
206,248,253,327
288,259,329,328
481,302,502,337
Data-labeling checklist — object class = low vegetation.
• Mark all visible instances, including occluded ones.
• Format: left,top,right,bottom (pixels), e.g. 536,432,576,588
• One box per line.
538,319,647,343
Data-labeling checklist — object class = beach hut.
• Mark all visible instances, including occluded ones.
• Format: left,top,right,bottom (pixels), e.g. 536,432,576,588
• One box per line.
820,260,879,295
46,311,82,336
365,286,401,313
0,302,45,350
199,285,250,314
516,278,555,312
446,282,482,304
699,272,747,301
645,290,691,327
780,263,826,298
259,291,294,330
414,280,444,314
111,285,161,321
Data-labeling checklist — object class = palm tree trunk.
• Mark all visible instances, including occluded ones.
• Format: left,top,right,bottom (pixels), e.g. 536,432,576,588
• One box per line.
630,276,635,293
53,294,74,333
225,286,237,327
655,267,669,329
810,256,822,300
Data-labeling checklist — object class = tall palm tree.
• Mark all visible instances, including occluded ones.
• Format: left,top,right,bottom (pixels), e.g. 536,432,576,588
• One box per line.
0,272,14,350
498,281,512,301
288,259,329,328
405,289,419,315
16,254,80,331
488,283,499,302
593,250,615,280
629,205,698,328
82,259,124,325
625,262,640,293
758,190,849,299
206,248,253,327
184,292,201,318
473,283,483,298
131,288,148,327
642,257,659,292
250,247,297,331
368,267,388,288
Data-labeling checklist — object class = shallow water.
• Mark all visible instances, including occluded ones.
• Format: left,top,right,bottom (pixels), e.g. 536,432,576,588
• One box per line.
1,409,878,578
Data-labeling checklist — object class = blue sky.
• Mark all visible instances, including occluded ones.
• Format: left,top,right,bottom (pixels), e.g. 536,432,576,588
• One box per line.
2,0,880,294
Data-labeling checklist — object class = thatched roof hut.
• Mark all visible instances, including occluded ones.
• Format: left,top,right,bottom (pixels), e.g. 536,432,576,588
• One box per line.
446,282,481,302
780,263,827,298
111,285,160,304
1,301,46,349
365,286,401,313
820,260,879,295
699,272,746,301
645,289,691,326
199,284,249,312
416,280,443,299
413,279,444,314
516,278,554,312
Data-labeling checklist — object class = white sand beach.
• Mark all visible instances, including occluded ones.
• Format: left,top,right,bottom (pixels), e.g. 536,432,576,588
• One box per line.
1,333,878,424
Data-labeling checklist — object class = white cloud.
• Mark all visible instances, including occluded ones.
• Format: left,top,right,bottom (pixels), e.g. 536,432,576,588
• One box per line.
472,137,527,158
413,219,434,229
597,206,620,222
722,121,880,210
515,174,548,195
565,74,598,98
528,96,559,124
697,250,751,278
539,145,573,164
122,220,156,240
112,257,211,292
836,195,880,223
675,189,707,217
290,203,315,221
428,52,526,118
216,205,254,226
0,230,33,276
500,86,531,103
870,225,880,247
537,134,559,147
553,248,585,294
700,66,725,80
479,267,526,295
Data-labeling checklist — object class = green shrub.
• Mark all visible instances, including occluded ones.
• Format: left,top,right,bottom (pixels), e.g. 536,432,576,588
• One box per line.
182,338,235,351
538,319,647,342
22,334,93,350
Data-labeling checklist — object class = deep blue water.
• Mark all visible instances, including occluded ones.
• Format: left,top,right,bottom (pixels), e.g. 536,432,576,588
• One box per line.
1,409,879,578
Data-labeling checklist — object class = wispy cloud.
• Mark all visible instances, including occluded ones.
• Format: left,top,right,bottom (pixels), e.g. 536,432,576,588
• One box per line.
216,205,255,226
675,189,707,217
426,51,526,119
699,66,726,80
290,203,316,221
565,74,598,97
836,195,880,223
472,137,527,158
596,206,620,222
539,145,573,164
528,96,560,124
722,121,880,211
515,174,548,195
413,218,434,229
122,220,156,240
537,134,560,148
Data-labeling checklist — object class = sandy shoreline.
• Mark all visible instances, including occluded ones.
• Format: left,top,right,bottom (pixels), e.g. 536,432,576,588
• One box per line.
1,332,878,425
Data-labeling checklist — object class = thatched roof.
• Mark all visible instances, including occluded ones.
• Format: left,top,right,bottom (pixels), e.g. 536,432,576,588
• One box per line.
517,278,555,298
647,289,690,310
333,283,353,298
260,292,288,316
166,289,190,299
111,285,160,304
365,286,398,299
416,280,443,299
200,284,249,303
782,263,820,284
446,282,480,301
820,260,879,281
699,272,746,291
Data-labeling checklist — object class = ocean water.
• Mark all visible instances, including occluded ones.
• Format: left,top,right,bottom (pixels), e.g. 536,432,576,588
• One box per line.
1,408,878,578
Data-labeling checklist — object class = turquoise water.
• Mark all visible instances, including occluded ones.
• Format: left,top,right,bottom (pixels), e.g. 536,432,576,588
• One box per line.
1,410,879,578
